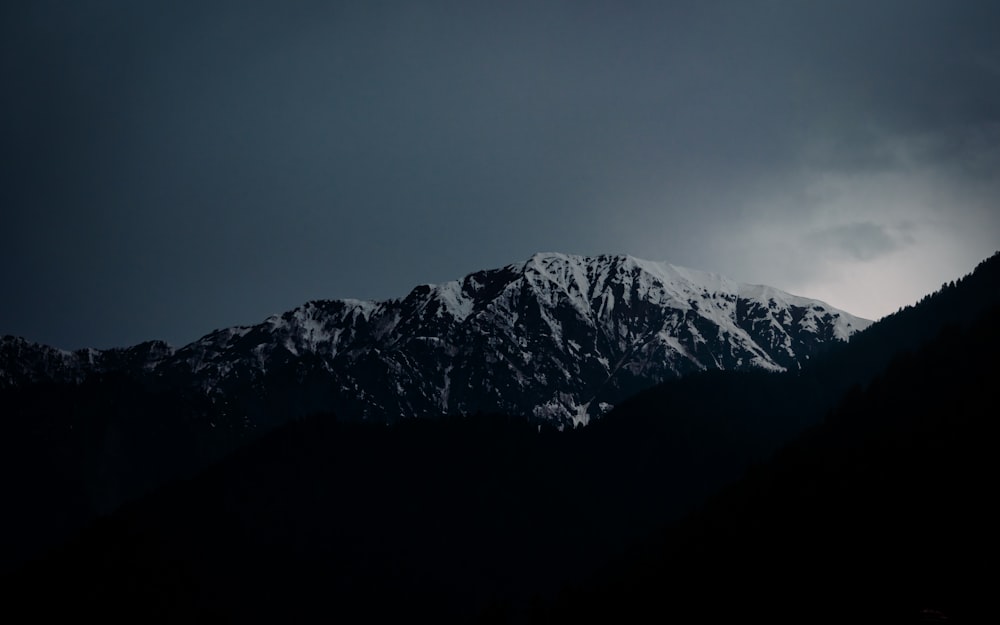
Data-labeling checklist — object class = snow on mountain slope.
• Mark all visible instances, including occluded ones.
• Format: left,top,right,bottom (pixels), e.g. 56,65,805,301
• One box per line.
0,253,871,426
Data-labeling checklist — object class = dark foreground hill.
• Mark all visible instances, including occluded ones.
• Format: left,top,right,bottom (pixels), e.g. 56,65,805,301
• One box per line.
548,307,1000,623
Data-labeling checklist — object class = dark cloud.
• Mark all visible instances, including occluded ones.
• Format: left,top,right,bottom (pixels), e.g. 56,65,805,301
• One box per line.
2,1,999,348
806,223,902,262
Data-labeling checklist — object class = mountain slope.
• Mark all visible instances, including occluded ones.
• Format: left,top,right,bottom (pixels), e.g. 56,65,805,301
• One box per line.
589,251,1000,457
552,304,1000,624
2,252,868,426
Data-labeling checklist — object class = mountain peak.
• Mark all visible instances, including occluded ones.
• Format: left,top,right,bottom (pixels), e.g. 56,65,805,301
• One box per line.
1,253,872,426
177,252,871,425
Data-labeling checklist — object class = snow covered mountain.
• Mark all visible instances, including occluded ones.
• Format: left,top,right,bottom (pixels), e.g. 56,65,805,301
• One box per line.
1,253,871,426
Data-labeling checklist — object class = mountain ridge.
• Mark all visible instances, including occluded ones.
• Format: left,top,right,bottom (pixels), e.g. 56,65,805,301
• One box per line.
1,252,869,426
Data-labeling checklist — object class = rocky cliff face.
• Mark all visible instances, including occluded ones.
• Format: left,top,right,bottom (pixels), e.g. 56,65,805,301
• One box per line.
1,253,870,426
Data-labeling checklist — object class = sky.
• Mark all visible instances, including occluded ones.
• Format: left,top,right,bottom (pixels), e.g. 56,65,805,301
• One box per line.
3,0,999,350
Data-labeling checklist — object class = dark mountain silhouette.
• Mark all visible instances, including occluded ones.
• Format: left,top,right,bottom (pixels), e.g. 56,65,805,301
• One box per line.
2,252,998,623
549,303,1000,624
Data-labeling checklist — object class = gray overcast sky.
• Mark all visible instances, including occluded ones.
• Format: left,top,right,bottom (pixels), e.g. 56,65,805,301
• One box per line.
3,0,999,349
